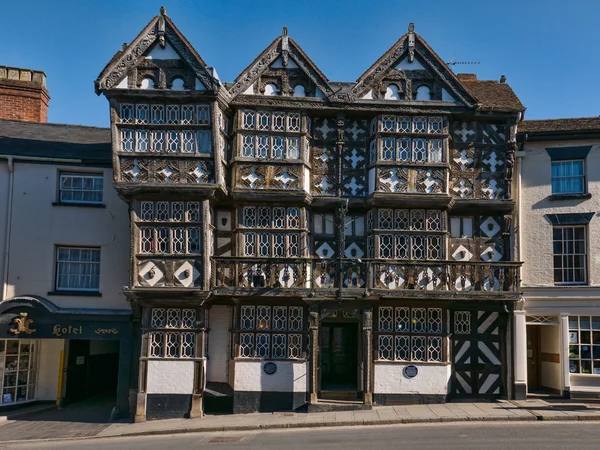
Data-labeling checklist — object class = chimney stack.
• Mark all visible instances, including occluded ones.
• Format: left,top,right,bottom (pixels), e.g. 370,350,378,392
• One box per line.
0,66,50,123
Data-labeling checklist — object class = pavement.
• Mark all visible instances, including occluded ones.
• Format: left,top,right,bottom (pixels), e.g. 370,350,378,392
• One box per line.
2,398,600,444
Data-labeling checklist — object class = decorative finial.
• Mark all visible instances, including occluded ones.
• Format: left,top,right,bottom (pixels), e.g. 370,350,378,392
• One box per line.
122,42,127,50
407,23,415,62
158,8,166,48
500,75,506,83
281,27,289,67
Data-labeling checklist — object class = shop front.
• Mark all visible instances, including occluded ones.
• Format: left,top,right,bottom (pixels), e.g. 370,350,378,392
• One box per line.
516,290,600,399
0,296,133,416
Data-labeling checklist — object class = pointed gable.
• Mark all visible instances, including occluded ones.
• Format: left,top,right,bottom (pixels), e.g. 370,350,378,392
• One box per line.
338,23,477,106
228,28,334,99
95,7,221,94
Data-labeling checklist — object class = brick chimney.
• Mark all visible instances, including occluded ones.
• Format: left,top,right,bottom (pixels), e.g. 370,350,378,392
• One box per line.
456,73,477,81
0,66,50,122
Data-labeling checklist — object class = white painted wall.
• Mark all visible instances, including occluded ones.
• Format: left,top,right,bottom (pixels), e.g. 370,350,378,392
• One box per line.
146,360,195,394
36,339,64,401
374,363,451,395
207,305,230,383
233,361,307,392
4,163,130,310
540,325,562,391
521,140,600,287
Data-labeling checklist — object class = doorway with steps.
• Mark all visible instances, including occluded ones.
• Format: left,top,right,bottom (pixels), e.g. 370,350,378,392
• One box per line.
319,322,361,401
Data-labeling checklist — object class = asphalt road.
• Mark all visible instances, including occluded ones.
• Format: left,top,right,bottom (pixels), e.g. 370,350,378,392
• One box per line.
6,421,600,449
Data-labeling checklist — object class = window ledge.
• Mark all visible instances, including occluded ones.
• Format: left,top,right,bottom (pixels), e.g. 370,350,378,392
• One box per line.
374,360,450,366
52,202,106,208
233,358,307,363
549,193,592,202
47,291,102,297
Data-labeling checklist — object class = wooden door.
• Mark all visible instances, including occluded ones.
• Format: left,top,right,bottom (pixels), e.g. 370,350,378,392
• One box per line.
527,326,540,391
320,323,358,389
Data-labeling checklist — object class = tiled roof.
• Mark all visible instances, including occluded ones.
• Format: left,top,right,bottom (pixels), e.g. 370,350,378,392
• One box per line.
461,80,524,111
0,119,111,164
519,117,600,134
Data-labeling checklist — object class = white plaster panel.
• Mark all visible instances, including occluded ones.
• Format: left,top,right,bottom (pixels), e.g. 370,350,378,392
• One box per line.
521,141,600,287
361,89,374,100
146,360,195,394
36,339,64,401
4,163,130,310
374,363,450,395
145,42,180,60
207,305,230,383
242,84,255,95
396,58,425,70
368,168,375,194
270,57,298,69
115,77,128,89
442,88,457,103
195,79,206,91
303,166,310,192
233,361,307,392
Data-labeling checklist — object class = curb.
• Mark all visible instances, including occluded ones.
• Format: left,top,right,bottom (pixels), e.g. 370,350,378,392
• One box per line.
2,412,583,446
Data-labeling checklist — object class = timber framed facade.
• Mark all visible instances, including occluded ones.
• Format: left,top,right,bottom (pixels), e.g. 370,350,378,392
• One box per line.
95,8,524,420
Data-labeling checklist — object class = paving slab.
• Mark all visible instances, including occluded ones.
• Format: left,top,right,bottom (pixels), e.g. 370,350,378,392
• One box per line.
4,400,600,444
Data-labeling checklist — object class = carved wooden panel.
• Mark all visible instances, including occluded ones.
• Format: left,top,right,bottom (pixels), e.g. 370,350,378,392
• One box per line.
236,164,300,190
119,157,214,184
311,147,337,195
136,259,202,288
449,215,505,264
450,121,509,200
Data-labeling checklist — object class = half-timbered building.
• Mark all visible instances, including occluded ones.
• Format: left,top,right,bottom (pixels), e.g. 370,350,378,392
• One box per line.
95,8,524,420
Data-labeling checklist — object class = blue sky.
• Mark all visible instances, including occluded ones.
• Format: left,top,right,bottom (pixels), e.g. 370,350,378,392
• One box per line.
3,0,599,127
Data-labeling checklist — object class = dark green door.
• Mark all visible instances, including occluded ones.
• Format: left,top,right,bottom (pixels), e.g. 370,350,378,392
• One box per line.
320,323,358,389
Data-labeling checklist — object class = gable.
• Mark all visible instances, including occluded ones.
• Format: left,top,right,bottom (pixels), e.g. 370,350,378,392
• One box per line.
228,28,334,100
95,9,219,94
337,24,476,106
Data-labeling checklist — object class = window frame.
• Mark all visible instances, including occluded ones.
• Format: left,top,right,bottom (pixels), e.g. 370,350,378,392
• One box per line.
236,305,305,360
551,159,586,195
375,306,446,363
54,246,101,293
568,315,600,375
58,172,104,205
553,225,587,285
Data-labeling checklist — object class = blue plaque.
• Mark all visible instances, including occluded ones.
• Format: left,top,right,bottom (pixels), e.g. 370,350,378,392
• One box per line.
403,365,418,379
263,362,277,375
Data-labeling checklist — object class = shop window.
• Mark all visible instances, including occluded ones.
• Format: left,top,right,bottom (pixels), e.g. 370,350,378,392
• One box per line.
237,305,304,359
149,308,197,358
0,339,39,405
55,247,101,292
568,316,600,374
376,307,445,362
59,172,103,204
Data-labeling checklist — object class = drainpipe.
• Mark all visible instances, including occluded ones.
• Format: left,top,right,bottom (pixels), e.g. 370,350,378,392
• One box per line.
2,157,14,301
